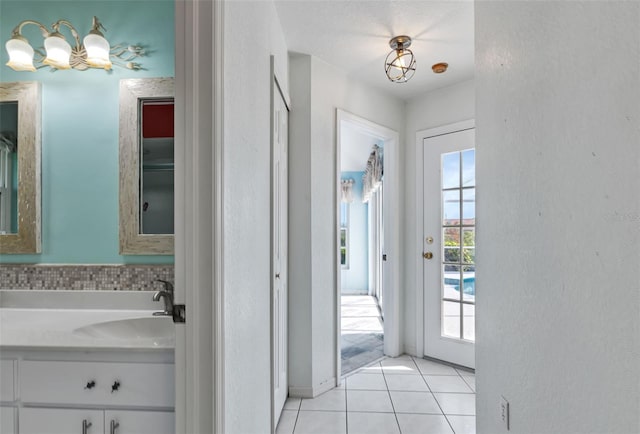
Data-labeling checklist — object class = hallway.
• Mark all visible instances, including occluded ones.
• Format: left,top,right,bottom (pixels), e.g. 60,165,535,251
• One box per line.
277,355,476,434
341,295,384,376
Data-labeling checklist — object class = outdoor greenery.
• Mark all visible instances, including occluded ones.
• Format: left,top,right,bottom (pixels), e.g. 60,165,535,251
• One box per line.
444,228,475,264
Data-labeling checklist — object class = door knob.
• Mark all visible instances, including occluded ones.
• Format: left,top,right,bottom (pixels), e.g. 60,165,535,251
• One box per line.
423,252,433,260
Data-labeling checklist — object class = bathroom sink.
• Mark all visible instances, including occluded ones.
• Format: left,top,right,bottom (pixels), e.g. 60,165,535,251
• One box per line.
73,316,174,341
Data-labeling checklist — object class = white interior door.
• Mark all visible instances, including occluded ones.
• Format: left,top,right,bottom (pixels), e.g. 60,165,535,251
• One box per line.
272,76,289,427
422,128,475,368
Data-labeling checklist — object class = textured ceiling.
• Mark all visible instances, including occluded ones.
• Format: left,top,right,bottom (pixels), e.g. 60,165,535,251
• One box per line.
275,0,475,101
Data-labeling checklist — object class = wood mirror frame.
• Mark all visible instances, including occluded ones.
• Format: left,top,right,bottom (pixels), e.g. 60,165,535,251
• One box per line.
0,81,41,254
119,77,174,255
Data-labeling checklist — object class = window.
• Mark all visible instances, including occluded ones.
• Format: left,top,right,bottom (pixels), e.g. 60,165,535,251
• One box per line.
441,149,475,341
340,202,349,268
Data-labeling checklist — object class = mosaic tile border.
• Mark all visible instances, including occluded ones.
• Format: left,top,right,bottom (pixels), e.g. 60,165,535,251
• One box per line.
0,264,174,291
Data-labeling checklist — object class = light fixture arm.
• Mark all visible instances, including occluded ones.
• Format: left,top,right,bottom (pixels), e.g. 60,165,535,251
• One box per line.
51,20,82,50
89,16,107,37
10,20,50,40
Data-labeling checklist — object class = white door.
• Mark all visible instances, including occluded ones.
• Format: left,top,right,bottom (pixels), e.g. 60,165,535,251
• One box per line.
423,128,475,368
272,78,289,426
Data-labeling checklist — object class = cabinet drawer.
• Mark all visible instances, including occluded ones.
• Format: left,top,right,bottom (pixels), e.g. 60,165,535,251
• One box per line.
105,410,174,434
0,360,15,402
20,361,173,408
0,406,16,434
19,407,104,434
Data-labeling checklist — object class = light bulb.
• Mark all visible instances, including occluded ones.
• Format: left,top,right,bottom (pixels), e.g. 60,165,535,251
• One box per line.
5,37,36,72
43,33,72,69
83,33,111,69
394,50,407,69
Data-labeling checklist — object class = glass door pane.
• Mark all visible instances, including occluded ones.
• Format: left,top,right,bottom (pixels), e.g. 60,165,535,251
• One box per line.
441,149,475,342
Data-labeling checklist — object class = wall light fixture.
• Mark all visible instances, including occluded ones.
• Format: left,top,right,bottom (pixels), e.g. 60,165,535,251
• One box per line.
385,35,416,83
5,16,144,72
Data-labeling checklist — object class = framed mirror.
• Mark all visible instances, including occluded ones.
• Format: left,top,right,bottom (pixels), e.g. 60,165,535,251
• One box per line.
0,81,41,254
119,78,174,255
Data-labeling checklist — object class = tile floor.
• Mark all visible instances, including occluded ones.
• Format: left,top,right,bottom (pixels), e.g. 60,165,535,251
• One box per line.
341,295,384,376
277,355,476,434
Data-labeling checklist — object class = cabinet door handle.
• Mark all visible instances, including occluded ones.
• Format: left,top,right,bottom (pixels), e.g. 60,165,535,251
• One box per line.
82,419,92,434
110,420,120,434
111,380,121,393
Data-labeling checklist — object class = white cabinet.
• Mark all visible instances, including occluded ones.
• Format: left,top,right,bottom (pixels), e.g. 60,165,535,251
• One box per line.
18,408,174,434
19,408,104,434
105,410,174,434
20,361,173,408
0,360,15,402
1,359,17,434
0,406,16,434
1,354,174,434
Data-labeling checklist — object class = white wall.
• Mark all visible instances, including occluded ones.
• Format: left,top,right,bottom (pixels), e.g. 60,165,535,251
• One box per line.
476,2,640,433
403,80,475,354
222,1,288,432
289,54,405,396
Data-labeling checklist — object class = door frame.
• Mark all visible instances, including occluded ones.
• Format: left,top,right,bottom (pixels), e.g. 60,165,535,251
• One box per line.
270,56,291,432
414,119,475,358
336,109,401,382
174,1,225,433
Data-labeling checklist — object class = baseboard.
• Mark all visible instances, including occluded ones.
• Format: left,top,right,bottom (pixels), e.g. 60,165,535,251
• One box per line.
404,345,417,357
288,377,337,399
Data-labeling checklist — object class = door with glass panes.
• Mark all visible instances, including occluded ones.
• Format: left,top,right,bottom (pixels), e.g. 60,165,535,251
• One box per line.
423,128,475,368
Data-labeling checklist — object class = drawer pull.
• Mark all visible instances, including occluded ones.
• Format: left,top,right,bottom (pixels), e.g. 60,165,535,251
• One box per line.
82,419,92,434
111,380,121,393
110,420,120,434
84,380,96,389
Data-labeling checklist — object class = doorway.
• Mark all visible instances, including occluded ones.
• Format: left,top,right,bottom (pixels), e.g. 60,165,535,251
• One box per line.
336,110,401,379
271,63,290,428
416,120,475,369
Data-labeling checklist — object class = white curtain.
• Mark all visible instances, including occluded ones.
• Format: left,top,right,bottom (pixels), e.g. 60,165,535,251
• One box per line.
362,144,383,203
0,133,16,189
341,178,355,203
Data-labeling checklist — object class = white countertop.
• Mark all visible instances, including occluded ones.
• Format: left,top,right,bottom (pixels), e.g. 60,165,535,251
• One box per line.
0,291,175,351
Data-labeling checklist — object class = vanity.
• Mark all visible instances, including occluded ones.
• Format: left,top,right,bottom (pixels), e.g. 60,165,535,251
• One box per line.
0,290,175,434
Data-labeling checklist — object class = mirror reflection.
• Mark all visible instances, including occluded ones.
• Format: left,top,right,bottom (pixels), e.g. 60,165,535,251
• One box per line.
140,99,174,235
119,77,173,255
0,81,41,254
0,101,18,234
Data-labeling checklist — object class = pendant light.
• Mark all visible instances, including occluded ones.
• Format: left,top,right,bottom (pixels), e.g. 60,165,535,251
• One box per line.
385,35,416,83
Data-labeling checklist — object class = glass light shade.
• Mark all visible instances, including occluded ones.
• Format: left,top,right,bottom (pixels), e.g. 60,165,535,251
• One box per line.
5,38,36,72
83,33,112,69
43,35,72,69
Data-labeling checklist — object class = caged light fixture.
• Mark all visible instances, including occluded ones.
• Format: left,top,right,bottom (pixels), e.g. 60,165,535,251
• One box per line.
5,16,144,72
384,35,416,83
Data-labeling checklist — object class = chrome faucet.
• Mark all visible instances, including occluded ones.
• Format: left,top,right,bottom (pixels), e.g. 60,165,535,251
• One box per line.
153,279,174,317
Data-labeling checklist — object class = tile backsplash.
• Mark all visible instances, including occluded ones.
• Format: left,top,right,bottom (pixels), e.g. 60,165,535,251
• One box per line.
0,264,174,291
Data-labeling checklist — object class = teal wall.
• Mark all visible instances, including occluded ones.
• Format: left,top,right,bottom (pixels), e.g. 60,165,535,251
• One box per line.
340,171,368,293
0,0,174,264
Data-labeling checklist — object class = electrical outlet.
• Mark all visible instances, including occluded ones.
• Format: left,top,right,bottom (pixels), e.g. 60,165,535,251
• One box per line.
500,396,510,430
